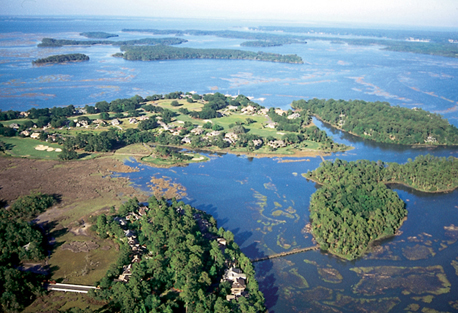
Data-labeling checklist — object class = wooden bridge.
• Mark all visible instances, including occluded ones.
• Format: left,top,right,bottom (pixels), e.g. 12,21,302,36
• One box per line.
251,245,320,263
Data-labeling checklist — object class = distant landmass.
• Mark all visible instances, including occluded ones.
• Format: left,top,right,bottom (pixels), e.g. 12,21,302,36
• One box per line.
79,32,119,39
37,37,187,47
122,29,307,47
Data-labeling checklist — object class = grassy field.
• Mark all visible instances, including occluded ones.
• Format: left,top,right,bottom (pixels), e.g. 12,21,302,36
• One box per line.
48,230,120,285
23,292,105,313
2,136,63,159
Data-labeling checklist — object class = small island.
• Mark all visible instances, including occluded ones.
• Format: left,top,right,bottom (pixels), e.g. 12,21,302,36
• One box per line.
32,53,90,65
79,31,119,39
292,98,458,145
117,45,304,63
304,155,458,260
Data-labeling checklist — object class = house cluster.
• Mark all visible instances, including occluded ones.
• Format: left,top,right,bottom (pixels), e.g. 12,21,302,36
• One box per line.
267,139,286,149
425,135,437,144
222,267,248,301
113,206,150,283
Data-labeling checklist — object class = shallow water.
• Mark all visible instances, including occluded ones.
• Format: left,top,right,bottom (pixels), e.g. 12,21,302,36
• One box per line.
1,16,458,312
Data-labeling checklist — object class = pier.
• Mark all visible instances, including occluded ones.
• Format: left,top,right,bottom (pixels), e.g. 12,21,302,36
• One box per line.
251,245,320,263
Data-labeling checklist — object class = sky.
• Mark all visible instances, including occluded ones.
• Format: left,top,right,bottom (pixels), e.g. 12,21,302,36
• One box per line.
3,0,458,29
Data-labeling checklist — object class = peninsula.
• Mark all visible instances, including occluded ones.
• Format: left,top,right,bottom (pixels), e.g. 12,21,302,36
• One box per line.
292,98,458,145
0,92,346,165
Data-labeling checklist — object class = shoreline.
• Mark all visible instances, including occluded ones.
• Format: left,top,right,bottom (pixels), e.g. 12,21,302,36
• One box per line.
313,115,458,147
304,173,458,194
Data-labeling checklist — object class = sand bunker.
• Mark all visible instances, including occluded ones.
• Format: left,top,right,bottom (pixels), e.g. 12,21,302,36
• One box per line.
35,145,62,152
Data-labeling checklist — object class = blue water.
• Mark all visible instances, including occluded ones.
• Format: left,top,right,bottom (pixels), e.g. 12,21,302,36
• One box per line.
2,16,458,312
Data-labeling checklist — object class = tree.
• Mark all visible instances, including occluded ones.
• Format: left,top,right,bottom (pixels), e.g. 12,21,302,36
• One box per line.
99,112,110,120
58,147,78,160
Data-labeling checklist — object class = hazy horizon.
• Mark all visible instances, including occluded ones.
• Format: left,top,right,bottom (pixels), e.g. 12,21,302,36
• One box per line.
3,0,458,29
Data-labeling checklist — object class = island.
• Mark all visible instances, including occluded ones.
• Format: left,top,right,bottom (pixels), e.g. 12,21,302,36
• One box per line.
292,98,458,145
79,31,119,39
37,37,187,47
32,53,89,65
304,155,458,260
116,45,304,63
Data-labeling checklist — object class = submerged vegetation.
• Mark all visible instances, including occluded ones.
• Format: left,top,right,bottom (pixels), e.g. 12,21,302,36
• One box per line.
304,155,458,259
292,98,458,145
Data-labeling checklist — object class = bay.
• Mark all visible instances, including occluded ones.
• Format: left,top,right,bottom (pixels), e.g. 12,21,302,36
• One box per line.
1,16,458,312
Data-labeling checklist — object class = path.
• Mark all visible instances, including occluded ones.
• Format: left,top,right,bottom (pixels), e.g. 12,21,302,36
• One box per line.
251,245,320,263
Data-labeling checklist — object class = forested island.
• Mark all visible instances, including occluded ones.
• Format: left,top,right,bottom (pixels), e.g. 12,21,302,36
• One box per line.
37,37,187,47
32,53,89,65
292,98,458,145
116,45,303,63
79,32,119,39
91,197,266,312
304,155,458,259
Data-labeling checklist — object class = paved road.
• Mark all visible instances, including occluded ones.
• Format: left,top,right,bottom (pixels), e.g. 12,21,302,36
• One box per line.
46,283,97,293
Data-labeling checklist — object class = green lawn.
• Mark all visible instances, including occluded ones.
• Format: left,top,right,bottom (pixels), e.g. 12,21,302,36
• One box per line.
1,136,63,159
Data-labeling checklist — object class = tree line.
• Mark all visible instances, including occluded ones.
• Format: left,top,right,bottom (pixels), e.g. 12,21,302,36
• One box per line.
292,98,458,145
304,155,458,259
91,197,266,313
0,192,56,312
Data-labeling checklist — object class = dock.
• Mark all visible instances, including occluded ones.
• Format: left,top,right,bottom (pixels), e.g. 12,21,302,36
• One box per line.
251,245,320,263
